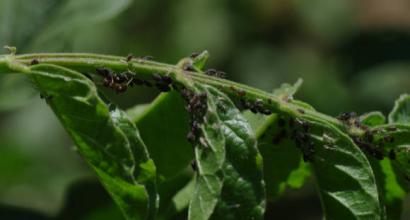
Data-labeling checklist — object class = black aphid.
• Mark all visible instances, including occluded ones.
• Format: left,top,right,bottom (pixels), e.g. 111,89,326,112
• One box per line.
297,109,305,114
190,52,200,59
126,53,134,62
337,112,357,121
190,160,198,171
30,59,39,65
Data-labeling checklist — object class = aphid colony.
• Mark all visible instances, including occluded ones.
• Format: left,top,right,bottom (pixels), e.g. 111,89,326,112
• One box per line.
179,87,208,145
337,111,397,160
95,68,173,94
266,116,315,162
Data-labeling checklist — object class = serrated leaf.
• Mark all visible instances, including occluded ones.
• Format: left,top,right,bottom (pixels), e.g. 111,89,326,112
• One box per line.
188,85,225,220
132,92,193,179
360,111,386,127
28,64,157,220
243,111,310,201
389,94,410,124
307,121,382,219
189,85,265,220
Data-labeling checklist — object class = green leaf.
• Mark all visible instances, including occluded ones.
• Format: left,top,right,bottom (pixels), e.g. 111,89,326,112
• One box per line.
192,51,209,71
360,111,386,127
188,85,226,220
389,94,410,124
189,85,265,219
28,64,157,220
208,86,265,219
371,158,406,220
243,111,310,201
307,121,382,219
132,92,193,179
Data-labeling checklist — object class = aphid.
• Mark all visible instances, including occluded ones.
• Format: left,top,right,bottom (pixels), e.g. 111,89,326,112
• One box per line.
337,112,357,121
216,71,226,78
272,129,287,145
126,53,134,62
262,109,272,115
140,55,153,60
240,99,252,110
190,52,200,59
114,84,128,93
30,59,39,65
131,78,144,86
161,75,173,84
205,69,217,76
386,126,397,132
364,130,374,142
96,67,112,77
237,89,246,97
199,137,209,149
152,73,162,82
388,150,396,160
190,160,198,171
297,109,305,114
384,135,394,143
155,83,171,92
114,74,128,84
187,131,196,143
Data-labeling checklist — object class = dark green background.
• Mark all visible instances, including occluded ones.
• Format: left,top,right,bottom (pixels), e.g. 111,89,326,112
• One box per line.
0,0,409,219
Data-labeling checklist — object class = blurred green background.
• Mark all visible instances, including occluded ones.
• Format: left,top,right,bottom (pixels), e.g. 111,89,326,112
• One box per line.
1,0,410,219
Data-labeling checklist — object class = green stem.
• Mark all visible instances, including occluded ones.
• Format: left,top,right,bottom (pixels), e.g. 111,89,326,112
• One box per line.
0,52,348,134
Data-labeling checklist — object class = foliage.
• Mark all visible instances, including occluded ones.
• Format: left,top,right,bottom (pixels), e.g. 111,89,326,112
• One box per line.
0,49,409,220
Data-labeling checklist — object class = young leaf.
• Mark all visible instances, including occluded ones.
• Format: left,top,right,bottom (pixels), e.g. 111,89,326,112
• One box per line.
132,92,193,179
389,94,410,124
28,64,158,220
188,85,265,219
360,111,386,127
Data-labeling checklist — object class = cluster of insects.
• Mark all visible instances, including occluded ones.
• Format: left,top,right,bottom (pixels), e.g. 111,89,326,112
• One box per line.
240,98,272,115
204,68,226,78
289,118,315,162
337,111,397,160
179,87,208,145
95,67,174,94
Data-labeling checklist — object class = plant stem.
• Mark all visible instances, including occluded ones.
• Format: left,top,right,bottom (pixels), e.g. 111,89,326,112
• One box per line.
0,53,349,134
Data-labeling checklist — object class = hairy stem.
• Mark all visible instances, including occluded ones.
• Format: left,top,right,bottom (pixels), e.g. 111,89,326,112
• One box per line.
0,52,348,134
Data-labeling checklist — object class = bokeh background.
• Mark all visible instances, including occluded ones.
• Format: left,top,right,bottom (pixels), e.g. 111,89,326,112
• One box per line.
1,0,410,219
